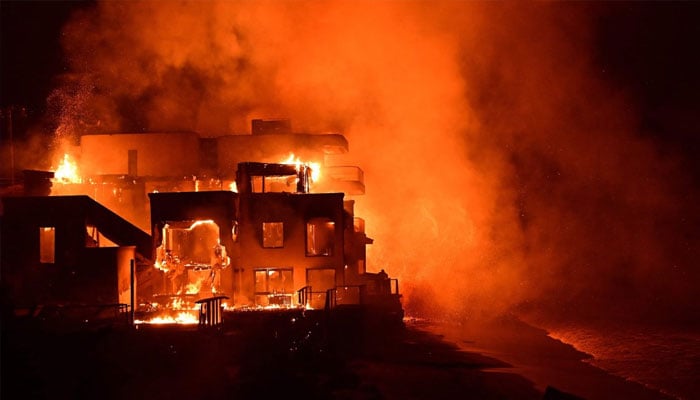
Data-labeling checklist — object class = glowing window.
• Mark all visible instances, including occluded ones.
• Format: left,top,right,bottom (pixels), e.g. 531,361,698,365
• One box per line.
157,220,221,267
254,268,293,294
251,176,264,193
306,268,336,291
39,227,55,264
86,225,117,247
306,218,335,256
305,268,336,309
262,222,284,248
254,268,293,306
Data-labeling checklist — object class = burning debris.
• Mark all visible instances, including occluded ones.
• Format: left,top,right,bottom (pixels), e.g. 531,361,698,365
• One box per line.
1,120,402,328
154,219,229,295
3,3,699,399
53,153,81,184
3,1,698,328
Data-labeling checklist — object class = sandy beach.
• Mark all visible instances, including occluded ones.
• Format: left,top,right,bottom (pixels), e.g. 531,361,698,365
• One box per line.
409,317,675,400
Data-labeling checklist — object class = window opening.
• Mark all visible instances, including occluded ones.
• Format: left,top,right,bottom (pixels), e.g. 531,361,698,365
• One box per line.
39,227,55,264
154,219,230,297
262,222,284,248
306,218,335,256
306,268,336,309
254,268,293,307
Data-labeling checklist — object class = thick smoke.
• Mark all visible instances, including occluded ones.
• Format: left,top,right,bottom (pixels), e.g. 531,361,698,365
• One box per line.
54,1,698,324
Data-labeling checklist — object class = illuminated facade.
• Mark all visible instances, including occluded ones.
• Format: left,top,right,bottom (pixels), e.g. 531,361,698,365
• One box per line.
1,120,401,325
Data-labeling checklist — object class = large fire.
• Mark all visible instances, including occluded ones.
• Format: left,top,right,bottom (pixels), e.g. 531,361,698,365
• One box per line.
134,297,200,325
53,153,82,183
134,312,199,325
282,152,321,182
141,219,229,324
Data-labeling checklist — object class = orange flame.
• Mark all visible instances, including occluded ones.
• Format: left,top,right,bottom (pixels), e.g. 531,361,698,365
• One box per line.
135,312,199,325
281,152,321,182
53,153,82,183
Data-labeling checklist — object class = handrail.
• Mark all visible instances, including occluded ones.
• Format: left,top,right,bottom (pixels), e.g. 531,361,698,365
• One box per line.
324,285,367,310
324,288,337,311
297,285,312,307
195,295,229,327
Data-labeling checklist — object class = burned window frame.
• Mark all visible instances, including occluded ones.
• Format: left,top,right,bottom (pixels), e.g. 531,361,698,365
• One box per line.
305,217,336,257
39,226,56,264
86,225,118,248
305,267,336,291
254,267,294,306
262,221,284,248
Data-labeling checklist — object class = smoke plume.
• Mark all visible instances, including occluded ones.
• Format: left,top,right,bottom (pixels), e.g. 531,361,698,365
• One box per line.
53,1,699,324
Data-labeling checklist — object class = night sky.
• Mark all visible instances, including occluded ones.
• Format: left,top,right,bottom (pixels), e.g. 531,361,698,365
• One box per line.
592,3,700,182
1,1,88,111
2,1,699,176
1,1,699,323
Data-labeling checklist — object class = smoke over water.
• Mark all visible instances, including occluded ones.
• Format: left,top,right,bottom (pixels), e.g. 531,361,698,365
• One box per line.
53,1,698,324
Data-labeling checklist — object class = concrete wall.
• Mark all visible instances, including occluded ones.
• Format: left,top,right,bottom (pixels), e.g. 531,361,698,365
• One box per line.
81,132,200,177
235,192,345,305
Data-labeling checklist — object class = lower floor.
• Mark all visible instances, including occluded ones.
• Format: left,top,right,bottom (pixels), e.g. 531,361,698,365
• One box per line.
141,263,388,310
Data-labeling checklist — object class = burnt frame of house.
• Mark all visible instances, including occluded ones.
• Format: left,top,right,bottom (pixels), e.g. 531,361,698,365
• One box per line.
1,122,401,322
148,187,347,307
0,195,147,308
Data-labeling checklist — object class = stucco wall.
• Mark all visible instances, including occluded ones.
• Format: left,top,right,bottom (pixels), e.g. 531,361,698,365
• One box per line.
81,132,200,177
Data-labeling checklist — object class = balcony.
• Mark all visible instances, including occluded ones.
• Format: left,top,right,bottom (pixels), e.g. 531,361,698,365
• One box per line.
316,166,365,195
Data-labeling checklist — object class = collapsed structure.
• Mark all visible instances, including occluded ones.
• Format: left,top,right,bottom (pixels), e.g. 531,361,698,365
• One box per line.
1,120,402,327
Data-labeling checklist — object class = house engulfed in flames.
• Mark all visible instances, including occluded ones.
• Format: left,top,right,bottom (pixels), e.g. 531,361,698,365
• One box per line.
0,120,402,327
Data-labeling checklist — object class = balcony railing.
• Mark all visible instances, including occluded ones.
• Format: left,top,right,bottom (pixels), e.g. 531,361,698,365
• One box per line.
324,285,367,310
317,166,365,195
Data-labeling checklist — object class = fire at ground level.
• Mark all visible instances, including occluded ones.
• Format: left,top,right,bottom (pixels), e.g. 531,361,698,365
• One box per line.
1,167,403,326
1,311,675,400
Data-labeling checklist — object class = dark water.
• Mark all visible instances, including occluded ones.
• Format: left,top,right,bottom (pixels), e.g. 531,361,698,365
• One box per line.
419,316,699,400
546,324,700,400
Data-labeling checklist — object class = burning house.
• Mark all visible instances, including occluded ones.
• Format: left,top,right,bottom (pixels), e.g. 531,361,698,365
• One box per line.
1,120,402,328
1,195,148,325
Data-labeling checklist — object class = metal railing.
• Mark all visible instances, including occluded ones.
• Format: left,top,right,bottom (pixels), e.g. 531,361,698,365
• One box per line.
195,295,229,328
297,285,312,307
325,288,337,310
324,285,367,311
298,286,330,309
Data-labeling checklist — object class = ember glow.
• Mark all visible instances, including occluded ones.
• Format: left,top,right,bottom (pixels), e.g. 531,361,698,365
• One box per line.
35,0,699,325
135,312,198,325
228,181,238,193
52,153,82,183
152,218,230,321
281,152,321,182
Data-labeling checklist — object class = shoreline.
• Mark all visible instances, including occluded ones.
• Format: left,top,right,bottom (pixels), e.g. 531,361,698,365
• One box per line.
345,322,543,399
420,316,676,400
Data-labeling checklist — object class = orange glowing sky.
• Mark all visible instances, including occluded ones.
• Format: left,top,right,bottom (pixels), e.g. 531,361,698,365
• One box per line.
2,1,699,324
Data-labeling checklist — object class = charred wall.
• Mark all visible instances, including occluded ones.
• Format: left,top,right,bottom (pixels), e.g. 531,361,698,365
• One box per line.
237,192,345,302
81,132,200,177
1,196,137,307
